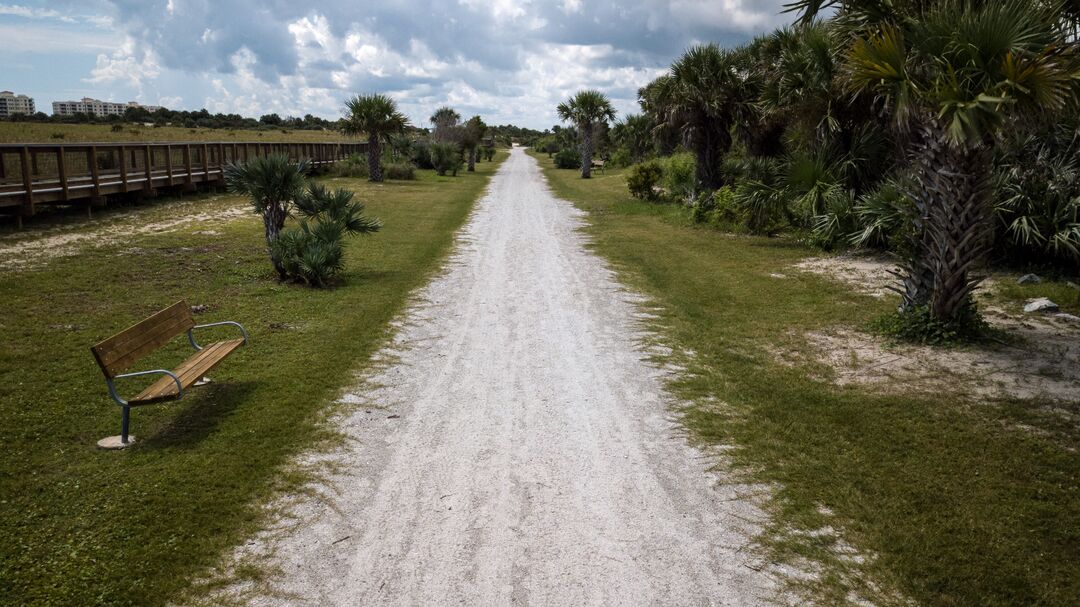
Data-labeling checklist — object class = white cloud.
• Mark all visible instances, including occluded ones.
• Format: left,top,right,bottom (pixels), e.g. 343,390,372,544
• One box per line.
87,40,161,87
562,0,583,15
0,23,116,52
0,4,74,22
9,0,795,127
458,0,528,22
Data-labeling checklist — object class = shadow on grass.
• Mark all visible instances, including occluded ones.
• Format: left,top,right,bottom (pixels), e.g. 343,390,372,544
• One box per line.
349,268,404,283
140,381,256,450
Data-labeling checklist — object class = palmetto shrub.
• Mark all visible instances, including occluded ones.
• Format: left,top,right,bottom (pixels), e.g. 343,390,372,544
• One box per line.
430,142,462,176
225,153,310,279
553,148,581,169
994,135,1080,267
411,141,434,169
271,184,381,287
851,180,910,250
809,190,857,250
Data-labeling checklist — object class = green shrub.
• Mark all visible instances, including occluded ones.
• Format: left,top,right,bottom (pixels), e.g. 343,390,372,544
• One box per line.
609,147,633,168
661,152,697,201
332,153,369,179
734,179,788,235
430,143,463,176
627,160,664,200
691,186,744,228
50,132,65,139
411,141,434,169
111,124,124,133
383,162,416,180
483,146,496,161
540,137,561,157
554,148,581,169
852,180,910,249
873,304,996,345
809,190,857,250
272,184,381,287
995,138,1080,265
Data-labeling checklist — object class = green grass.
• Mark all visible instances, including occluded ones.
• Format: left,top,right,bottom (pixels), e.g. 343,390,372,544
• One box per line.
986,277,1080,316
532,151,1080,606
0,152,506,606
0,122,353,143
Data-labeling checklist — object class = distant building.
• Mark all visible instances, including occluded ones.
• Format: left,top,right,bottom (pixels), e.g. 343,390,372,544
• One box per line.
51,98,162,118
0,91,36,118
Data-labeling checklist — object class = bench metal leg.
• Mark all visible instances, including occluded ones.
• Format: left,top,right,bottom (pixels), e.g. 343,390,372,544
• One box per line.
97,406,135,449
121,406,131,443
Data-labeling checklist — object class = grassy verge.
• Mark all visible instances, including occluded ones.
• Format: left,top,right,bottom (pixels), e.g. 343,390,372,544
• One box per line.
0,151,506,606
0,122,353,143
531,151,1079,606
985,277,1080,316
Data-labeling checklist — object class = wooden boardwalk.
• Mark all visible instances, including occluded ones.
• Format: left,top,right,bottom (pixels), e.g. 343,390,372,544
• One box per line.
0,141,367,227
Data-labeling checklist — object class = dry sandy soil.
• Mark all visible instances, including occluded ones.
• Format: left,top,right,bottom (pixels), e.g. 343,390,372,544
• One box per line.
793,255,1080,405
213,148,792,606
0,196,246,271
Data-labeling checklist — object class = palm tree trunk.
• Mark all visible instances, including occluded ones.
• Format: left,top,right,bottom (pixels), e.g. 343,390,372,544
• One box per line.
580,123,593,179
368,136,382,182
262,201,287,279
906,123,993,322
467,147,476,172
693,116,729,190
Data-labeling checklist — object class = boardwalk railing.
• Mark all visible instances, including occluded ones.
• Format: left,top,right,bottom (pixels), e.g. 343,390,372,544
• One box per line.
0,141,367,226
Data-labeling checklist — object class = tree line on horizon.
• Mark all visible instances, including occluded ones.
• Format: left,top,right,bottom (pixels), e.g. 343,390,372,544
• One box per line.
2,102,544,143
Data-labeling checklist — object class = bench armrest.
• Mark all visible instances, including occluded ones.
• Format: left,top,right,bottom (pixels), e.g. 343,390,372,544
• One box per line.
187,321,249,350
106,369,182,406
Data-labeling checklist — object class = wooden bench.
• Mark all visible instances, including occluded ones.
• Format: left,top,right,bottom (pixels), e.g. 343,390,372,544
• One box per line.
90,300,248,448
591,159,606,173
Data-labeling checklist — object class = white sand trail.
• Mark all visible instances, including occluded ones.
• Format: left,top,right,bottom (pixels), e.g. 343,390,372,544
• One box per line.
232,148,786,606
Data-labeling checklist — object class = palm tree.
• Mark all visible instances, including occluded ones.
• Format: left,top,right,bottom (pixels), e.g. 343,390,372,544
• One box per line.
389,134,414,162
652,44,753,190
610,113,655,163
556,90,616,178
430,106,461,143
792,0,1080,325
225,153,310,279
343,94,409,183
637,77,682,156
461,116,487,172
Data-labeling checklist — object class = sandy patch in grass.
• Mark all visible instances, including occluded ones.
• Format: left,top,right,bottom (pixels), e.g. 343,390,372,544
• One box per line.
0,197,248,271
794,253,903,299
788,255,1080,404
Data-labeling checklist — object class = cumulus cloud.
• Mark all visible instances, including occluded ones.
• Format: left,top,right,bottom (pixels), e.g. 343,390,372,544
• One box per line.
87,39,161,87
21,0,795,127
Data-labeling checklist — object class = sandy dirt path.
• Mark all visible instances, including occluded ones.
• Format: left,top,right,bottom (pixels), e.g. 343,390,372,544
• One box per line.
232,148,785,606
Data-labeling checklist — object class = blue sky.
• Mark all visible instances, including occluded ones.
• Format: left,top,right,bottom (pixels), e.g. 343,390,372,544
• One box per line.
1,1,793,129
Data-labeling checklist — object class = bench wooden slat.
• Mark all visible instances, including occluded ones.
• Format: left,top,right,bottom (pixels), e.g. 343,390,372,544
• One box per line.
130,338,245,403
91,301,195,377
